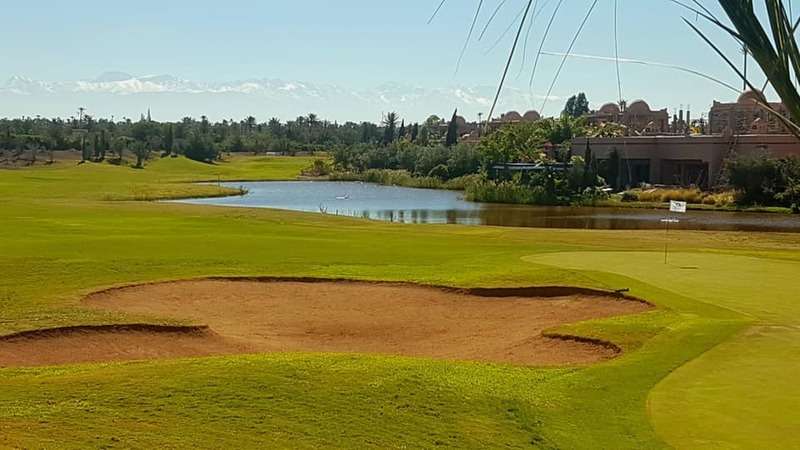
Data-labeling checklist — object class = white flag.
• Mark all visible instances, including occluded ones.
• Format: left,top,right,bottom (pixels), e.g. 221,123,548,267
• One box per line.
670,200,687,213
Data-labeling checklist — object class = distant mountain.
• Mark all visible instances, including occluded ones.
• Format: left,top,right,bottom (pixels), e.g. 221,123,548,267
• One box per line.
0,73,559,122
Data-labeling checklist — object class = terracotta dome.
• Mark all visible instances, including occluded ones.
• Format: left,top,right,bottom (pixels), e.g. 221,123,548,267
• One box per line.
599,102,621,114
738,90,766,104
501,111,522,121
627,100,652,114
522,110,541,121
454,116,468,127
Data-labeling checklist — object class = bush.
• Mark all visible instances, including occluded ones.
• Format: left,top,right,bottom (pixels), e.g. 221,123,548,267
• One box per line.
442,174,483,190
702,191,736,207
413,146,449,177
573,187,610,206
632,188,705,204
465,178,553,205
331,142,479,181
427,164,449,180
184,134,218,163
446,144,481,178
620,191,639,202
301,159,332,177
622,188,735,207
723,152,794,206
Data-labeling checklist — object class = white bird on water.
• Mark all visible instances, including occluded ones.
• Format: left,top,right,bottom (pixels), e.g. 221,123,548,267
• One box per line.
335,194,350,200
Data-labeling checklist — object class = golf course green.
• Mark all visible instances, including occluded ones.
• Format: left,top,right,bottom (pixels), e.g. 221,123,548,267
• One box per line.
1,156,797,448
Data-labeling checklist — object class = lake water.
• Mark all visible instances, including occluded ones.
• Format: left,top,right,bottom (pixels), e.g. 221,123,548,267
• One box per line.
172,181,800,232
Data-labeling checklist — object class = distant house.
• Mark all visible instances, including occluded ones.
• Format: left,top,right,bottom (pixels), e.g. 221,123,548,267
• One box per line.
709,90,791,135
488,110,541,129
572,134,800,188
584,100,670,135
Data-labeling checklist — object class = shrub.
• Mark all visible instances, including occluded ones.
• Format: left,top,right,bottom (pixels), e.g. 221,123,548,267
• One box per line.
634,188,705,204
301,159,332,177
443,174,483,190
723,152,791,205
703,192,735,207
573,187,610,206
331,142,479,181
446,144,481,178
465,178,554,205
427,164,449,180
184,134,218,163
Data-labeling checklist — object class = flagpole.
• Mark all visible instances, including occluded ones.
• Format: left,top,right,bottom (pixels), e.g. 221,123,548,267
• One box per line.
663,201,686,265
664,215,670,264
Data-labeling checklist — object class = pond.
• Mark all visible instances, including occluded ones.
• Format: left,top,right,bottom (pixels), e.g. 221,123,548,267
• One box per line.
171,181,800,232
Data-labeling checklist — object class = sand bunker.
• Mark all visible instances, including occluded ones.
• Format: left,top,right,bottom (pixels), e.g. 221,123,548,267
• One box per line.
0,279,650,368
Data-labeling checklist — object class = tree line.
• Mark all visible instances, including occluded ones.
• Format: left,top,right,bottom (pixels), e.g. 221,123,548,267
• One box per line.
0,111,460,167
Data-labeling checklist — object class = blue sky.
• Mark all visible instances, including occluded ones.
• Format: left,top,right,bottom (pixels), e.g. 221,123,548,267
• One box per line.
0,1,779,118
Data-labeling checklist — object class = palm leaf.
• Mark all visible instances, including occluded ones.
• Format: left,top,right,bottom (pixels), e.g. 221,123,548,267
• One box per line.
683,1,800,137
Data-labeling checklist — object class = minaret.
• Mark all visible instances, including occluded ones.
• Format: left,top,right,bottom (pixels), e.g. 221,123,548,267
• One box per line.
147,108,152,122
686,109,691,135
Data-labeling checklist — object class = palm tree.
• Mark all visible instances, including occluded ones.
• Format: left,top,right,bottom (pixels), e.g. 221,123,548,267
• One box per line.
307,113,319,144
382,112,399,145
246,116,256,134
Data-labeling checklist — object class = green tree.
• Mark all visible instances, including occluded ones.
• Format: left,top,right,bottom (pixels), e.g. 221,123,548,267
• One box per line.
200,116,210,135
185,133,218,162
112,136,133,162
478,122,547,168
382,112,399,145
268,118,283,137
93,134,100,160
164,124,175,155
99,129,108,160
445,109,459,147
563,93,590,118
607,149,622,191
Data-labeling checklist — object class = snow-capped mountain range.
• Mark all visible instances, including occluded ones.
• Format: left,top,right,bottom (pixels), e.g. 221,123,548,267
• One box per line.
0,72,558,122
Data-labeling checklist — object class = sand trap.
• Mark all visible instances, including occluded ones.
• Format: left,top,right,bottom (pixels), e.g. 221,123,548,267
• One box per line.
0,279,651,368
0,325,246,368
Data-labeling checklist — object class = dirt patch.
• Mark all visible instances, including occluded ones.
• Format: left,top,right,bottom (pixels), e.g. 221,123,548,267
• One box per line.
0,280,651,368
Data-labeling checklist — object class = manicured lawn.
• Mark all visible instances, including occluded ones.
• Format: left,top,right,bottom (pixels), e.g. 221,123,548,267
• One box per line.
1,156,798,448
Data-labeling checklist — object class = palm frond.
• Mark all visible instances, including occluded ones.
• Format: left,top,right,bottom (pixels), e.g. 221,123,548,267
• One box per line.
685,0,800,137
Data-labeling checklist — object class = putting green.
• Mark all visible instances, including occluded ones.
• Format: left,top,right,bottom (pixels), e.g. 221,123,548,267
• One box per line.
526,251,800,449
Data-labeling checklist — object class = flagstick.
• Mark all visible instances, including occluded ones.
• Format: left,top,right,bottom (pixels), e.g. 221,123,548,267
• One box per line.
662,201,685,265
664,215,670,265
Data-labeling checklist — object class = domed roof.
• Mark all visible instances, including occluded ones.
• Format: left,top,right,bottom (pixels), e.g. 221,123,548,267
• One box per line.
454,115,468,127
738,90,766,104
627,100,651,114
522,110,541,121
599,102,621,114
502,111,522,121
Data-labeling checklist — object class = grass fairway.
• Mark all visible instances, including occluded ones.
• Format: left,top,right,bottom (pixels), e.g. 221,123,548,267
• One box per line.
1,156,799,448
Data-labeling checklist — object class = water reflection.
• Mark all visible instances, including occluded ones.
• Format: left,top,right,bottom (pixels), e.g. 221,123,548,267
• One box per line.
171,181,800,233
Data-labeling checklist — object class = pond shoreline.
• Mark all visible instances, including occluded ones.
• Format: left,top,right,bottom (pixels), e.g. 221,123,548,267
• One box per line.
169,180,800,233
315,173,796,216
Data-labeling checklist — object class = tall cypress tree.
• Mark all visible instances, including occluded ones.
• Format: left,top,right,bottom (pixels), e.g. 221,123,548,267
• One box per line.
93,134,100,160
100,129,107,159
398,120,406,140
582,140,594,188
411,123,419,142
164,124,175,154
445,109,459,147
